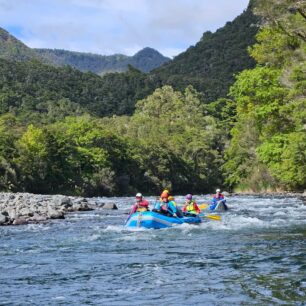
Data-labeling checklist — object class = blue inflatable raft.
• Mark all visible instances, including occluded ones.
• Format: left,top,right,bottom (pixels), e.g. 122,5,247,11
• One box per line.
125,211,201,229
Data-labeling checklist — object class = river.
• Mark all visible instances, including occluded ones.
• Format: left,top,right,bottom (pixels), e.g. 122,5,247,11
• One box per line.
1,195,305,305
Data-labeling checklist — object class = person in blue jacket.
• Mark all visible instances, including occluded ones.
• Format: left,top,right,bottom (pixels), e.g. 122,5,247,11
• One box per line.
153,191,181,217
210,189,228,211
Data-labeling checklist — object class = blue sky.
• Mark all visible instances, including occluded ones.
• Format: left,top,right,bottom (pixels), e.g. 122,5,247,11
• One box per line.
0,0,250,57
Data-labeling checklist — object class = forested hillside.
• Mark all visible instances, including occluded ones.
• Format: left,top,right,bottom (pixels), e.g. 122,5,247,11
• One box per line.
0,59,155,119
150,4,259,102
0,27,40,62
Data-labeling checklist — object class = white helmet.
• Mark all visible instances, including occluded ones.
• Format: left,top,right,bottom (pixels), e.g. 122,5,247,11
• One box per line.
136,193,142,197
216,189,221,193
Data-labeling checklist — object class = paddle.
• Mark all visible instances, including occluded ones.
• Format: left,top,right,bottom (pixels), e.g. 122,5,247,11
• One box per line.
199,213,221,221
199,203,209,210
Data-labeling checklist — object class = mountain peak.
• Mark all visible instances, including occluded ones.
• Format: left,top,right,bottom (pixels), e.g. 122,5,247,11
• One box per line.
130,47,170,73
134,47,164,56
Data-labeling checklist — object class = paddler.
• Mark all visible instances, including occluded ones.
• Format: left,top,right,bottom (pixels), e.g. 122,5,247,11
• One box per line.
210,189,228,211
153,190,180,218
130,193,149,214
182,194,200,217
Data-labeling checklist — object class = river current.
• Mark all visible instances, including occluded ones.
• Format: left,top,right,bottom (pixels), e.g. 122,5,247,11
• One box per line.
1,195,305,305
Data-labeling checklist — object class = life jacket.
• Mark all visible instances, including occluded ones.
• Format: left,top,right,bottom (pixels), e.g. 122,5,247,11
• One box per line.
183,201,200,214
137,207,148,212
213,194,224,201
154,201,167,211
135,199,149,212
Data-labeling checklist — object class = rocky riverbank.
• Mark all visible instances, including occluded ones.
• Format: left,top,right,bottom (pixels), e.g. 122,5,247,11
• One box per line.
0,192,118,226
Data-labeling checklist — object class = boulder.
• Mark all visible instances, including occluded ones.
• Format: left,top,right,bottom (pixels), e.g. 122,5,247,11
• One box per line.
0,213,7,225
222,191,230,196
28,214,47,222
53,196,72,209
102,203,118,210
17,207,34,217
86,201,105,210
13,218,28,225
72,202,92,211
47,206,65,219
5,208,17,220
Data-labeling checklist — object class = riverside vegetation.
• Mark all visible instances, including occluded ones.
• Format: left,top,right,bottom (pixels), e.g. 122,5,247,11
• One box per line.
0,0,305,196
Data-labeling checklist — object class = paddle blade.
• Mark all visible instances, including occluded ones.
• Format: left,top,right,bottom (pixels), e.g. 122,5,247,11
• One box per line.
205,214,221,221
199,203,208,209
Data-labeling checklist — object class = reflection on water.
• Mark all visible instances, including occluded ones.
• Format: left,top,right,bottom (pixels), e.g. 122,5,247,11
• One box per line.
0,196,305,305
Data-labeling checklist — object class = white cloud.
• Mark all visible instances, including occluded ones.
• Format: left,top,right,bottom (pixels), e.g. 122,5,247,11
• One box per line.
0,0,250,57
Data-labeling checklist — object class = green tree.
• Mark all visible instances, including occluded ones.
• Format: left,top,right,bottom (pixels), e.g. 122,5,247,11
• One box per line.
0,114,19,190
224,0,306,191
126,86,224,192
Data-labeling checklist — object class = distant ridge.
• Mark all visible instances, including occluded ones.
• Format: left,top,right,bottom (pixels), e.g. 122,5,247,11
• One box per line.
0,28,170,75
0,26,170,74
35,47,170,74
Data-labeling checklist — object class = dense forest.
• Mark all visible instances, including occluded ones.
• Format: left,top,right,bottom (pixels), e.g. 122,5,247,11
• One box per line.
0,0,305,196
0,59,156,118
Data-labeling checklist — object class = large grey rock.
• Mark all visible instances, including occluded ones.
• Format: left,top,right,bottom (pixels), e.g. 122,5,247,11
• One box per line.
0,213,7,225
5,208,17,220
47,206,65,219
28,214,47,222
17,207,34,217
102,203,118,210
13,218,28,225
222,191,230,196
72,201,92,211
55,196,72,208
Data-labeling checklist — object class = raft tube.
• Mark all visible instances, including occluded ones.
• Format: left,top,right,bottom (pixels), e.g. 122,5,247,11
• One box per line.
213,202,228,211
125,211,201,229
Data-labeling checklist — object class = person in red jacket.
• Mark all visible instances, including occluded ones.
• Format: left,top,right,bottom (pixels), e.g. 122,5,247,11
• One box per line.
130,193,149,214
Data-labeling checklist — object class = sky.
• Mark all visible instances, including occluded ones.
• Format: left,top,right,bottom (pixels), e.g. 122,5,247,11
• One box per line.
0,0,250,58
